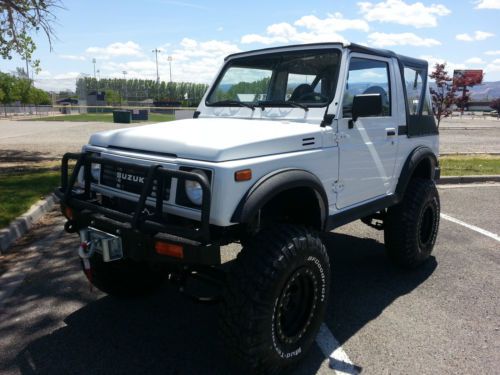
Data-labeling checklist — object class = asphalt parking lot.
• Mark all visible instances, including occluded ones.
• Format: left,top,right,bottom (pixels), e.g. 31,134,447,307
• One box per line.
0,183,498,374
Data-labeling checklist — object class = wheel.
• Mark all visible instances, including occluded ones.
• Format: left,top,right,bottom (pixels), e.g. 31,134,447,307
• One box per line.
384,178,440,268
220,225,330,374
81,254,167,297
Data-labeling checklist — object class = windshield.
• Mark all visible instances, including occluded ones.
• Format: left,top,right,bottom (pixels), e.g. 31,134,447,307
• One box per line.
206,50,341,109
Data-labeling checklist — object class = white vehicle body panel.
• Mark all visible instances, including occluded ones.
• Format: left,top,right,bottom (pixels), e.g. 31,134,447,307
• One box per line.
335,53,400,209
85,141,339,227
89,118,323,162
82,43,439,229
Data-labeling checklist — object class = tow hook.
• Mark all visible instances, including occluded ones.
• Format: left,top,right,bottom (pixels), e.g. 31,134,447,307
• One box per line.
170,268,226,305
78,240,96,283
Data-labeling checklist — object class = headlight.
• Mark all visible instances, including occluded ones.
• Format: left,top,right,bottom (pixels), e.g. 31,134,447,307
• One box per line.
91,163,101,182
185,169,208,206
75,167,85,189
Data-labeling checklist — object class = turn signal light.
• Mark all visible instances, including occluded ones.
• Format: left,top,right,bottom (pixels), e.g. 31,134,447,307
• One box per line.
64,206,74,220
155,241,184,259
235,169,252,182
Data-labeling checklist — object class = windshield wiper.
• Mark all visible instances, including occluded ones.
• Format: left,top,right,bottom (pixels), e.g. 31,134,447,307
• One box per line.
210,100,255,110
258,100,309,111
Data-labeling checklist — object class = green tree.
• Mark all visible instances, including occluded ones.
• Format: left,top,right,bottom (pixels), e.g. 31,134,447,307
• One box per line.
75,77,208,106
0,72,21,116
429,63,456,127
0,0,59,61
17,77,33,104
214,77,270,102
31,87,50,105
105,89,122,105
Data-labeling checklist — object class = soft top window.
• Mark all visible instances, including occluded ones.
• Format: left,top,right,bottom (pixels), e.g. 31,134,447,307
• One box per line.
402,63,437,136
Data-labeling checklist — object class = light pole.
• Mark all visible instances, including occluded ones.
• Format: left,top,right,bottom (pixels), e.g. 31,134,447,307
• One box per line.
96,69,101,94
152,48,161,84
152,48,161,100
168,55,173,82
92,58,97,79
122,70,128,105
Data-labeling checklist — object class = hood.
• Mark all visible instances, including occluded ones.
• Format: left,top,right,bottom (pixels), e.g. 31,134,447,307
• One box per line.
89,118,323,162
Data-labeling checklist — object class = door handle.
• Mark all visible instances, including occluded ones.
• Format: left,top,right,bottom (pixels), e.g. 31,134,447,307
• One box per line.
386,128,396,136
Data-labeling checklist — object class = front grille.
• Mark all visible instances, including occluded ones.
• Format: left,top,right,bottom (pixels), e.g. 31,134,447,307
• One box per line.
100,164,171,200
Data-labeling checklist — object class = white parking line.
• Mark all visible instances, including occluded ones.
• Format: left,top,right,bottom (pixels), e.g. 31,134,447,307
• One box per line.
441,213,500,242
316,323,358,374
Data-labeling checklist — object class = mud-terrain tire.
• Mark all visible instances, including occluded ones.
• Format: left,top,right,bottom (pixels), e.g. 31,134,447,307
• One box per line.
220,225,330,375
81,254,167,297
384,178,440,268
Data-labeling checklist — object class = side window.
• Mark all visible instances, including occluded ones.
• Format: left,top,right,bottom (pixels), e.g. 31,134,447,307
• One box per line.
422,87,431,115
402,63,437,136
343,57,391,118
404,67,425,115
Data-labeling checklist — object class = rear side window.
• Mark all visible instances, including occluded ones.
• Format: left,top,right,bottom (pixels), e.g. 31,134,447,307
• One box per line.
343,58,391,117
402,63,437,136
403,67,431,115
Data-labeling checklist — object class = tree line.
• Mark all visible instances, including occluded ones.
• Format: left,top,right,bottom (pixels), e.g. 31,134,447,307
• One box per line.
76,77,209,105
0,71,52,109
211,77,271,102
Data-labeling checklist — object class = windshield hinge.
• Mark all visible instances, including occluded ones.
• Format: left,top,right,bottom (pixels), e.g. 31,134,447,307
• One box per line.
320,114,335,127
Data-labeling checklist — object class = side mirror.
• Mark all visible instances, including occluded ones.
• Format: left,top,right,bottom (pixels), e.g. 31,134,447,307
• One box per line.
352,93,382,122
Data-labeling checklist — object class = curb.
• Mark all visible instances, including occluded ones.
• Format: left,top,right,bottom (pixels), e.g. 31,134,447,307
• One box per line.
437,175,500,185
440,152,500,156
440,127,497,130
0,194,58,253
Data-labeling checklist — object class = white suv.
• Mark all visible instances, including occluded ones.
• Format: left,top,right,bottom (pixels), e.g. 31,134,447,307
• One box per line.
57,42,440,374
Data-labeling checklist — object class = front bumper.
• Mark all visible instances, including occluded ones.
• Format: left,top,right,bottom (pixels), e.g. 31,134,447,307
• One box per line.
56,152,220,266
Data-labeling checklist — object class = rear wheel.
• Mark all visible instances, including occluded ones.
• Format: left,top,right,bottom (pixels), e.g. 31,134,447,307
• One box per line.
82,254,167,296
384,178,440,268
220,225,330,374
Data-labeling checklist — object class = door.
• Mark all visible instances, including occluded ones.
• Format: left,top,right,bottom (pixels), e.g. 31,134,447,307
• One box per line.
336,54,398,209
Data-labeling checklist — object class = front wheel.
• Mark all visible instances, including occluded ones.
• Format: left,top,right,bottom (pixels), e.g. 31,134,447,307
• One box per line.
220,225,330,374
384,178,440,268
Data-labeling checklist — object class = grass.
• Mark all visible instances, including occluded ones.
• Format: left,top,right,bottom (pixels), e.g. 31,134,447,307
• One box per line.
29,112,175,123
440,155,500,176
0,169,60,228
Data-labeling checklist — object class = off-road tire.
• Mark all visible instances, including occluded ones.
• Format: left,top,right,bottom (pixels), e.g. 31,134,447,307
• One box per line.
81,254,167,297
384,178,440,268
220,225,330,375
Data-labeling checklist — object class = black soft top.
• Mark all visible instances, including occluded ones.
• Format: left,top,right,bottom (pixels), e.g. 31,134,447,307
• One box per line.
225,42,428,70
348,43,427,69
224,42,435,137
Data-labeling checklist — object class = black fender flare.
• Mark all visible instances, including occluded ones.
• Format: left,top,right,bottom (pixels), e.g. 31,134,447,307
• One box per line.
395,146,438,200
231,168,329,230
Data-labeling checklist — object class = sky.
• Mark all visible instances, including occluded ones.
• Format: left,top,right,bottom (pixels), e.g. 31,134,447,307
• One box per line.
2,0,500,91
